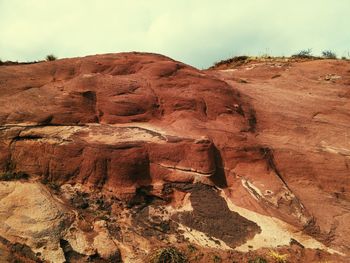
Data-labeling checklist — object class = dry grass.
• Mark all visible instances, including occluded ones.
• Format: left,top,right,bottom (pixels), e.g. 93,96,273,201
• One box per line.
269,250,288,263
148,247,187,263
322,50,337,59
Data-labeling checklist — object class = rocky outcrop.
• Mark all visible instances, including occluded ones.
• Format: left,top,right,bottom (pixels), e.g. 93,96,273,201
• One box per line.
0,53,349,262
212,58,350,254
0,182,72,262
0,182,122,262
0,53,244,196
1,124,216,196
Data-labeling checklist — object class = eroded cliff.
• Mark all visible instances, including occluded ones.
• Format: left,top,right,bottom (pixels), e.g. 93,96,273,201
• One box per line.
0,53,348,262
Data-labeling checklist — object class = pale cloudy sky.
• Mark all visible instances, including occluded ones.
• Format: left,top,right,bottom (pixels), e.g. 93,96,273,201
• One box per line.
0,0,349,68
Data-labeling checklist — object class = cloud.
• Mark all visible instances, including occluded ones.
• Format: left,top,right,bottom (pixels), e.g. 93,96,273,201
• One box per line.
0,0,349,68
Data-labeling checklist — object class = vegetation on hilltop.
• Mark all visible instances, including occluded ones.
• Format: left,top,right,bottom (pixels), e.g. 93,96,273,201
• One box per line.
211,49,348,69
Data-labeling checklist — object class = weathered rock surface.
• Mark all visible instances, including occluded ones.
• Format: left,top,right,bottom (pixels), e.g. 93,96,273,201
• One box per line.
0,182,72,262
0,53,349,262
212,58,350,254
0,182,121,262
0,53,244,195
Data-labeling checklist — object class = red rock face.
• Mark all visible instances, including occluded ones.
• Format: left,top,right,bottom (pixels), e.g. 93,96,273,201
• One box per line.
0,53,349,256
211,58,350,254
0,53,249,195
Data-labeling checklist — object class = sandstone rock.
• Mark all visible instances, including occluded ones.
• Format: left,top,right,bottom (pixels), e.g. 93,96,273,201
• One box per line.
0,53,247,200
213,58,350,254
0,53,349,260
0,182,72,262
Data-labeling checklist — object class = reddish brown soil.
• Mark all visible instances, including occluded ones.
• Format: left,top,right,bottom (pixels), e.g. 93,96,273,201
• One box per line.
177,243,349,263
171,183,261,247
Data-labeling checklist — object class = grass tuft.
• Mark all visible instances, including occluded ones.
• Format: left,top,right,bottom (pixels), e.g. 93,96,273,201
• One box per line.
269,250,288,263
149,247,187,263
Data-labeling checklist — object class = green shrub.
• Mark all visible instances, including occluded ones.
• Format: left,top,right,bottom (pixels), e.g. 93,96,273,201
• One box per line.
149,247,187,263
46,54,57,61
322,50,337,59
292,49,313,58
0,171,29,181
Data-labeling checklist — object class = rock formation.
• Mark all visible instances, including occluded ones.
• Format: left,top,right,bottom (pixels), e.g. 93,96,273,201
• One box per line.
0,53,348,262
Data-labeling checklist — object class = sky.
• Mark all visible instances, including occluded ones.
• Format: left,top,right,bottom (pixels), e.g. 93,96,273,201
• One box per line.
0,0,349,68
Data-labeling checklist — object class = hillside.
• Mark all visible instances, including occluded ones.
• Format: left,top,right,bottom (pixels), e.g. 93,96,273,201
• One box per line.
0,53,349,262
